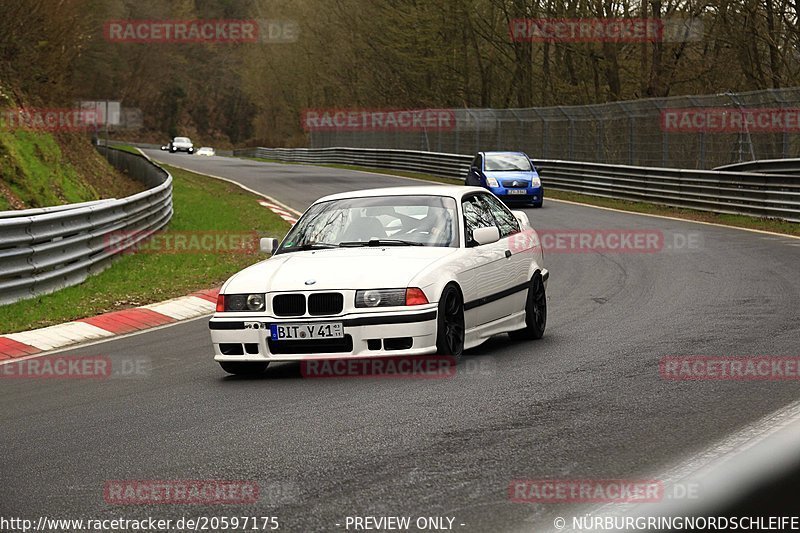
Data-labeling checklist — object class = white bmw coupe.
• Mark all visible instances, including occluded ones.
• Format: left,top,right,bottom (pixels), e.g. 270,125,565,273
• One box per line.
209,186,548,375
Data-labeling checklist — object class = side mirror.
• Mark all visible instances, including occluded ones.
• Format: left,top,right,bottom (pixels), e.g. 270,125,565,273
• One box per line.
472,226,500,246
259,237,279,254
510,210,530,229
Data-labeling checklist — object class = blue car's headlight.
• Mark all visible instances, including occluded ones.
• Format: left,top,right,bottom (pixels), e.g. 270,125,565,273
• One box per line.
531,177,541,187
486,177,499,188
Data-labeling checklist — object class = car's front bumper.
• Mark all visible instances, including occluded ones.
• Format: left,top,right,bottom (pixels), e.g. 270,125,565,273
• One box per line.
490,185,543,203
209,306,438,362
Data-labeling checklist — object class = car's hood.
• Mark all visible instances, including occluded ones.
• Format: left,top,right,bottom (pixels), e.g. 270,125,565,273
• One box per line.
224,246,459,293
483,170,538,181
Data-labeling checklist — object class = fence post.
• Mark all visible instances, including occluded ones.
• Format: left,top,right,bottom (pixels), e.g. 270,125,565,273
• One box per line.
621,104,635,165
557,107,574,160
587,105,603,162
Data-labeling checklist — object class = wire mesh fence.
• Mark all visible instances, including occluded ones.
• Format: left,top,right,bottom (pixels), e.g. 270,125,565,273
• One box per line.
308,88,800,170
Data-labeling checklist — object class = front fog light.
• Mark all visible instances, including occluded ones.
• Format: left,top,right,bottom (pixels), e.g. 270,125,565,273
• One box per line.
246,294,265,311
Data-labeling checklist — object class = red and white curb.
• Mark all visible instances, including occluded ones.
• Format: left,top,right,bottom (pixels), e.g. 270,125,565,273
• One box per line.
259,200,298,224
0,288,219,359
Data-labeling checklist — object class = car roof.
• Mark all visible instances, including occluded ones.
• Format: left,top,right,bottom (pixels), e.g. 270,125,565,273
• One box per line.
480,150,529,157
315,185,486,204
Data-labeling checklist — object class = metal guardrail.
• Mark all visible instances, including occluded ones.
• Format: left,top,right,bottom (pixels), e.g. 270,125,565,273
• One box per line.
234,146,472,178
234,146,800,223
0,147,173,305
715,158,800,176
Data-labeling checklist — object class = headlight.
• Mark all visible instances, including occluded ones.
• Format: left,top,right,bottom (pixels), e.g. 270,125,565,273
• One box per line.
246,294,265,311
531,177,541,187
486,177,499,188
355,289,406,308
223,293,265,311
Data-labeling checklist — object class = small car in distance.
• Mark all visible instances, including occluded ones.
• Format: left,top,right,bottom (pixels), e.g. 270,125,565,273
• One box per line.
168,137,194,154
195,147,215,156
466,151,543,207
209,186,549,376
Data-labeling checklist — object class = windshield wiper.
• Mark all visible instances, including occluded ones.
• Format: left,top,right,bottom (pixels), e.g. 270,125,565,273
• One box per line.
286,242,338,251
339,239,424,247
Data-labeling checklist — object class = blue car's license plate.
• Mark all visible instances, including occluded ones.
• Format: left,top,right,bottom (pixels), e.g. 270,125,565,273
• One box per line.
507,189,527,195
270,323,343,340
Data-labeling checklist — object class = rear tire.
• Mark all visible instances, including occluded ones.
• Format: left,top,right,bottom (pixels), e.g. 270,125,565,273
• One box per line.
509,272,546,340
219,361,268,376
436,284,465,360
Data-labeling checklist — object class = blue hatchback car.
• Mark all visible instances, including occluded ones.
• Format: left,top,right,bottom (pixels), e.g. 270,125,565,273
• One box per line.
465,151,543,207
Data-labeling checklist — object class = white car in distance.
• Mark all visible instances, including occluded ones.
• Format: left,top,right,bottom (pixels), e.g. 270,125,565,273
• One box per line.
209,186,548,375
168,136,194,153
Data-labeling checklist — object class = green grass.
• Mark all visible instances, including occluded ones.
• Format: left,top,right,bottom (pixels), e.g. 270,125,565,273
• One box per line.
0,165,290,333
243,157,799,237
108,143,142,155
0,129,98,207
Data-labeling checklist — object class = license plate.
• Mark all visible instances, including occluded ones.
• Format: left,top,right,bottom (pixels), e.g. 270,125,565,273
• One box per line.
270,322,343,341
508,189,528,195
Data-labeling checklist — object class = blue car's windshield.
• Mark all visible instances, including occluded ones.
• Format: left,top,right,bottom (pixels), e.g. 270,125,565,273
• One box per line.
485,153,532,171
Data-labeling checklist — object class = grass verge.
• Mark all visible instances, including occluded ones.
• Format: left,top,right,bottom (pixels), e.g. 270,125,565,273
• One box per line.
108,143,142,155
0,165,289,334
241,157,798,237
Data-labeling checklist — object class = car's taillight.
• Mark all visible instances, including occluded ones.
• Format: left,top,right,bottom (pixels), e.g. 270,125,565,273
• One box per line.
405,287,429,306
216,294,225,312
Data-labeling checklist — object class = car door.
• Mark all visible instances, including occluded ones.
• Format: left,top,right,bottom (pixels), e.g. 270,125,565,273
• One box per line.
460,194,512,328
477,193,531,315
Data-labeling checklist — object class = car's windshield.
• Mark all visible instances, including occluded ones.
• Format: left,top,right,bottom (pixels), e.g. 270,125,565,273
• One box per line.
174,137,190,143
276,195,459,253
484,153,531,171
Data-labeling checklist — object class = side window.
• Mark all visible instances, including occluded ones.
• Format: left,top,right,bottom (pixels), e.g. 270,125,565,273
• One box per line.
471,154,482,169
478,194,520,238
462,195,496,246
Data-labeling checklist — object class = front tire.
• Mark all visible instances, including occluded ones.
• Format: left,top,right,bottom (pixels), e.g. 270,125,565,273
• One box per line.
219,361,269,376
509,272,546,340
436,284,465,359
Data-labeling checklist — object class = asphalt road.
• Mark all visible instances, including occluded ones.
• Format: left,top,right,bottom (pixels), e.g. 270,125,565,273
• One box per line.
2,151,799,532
